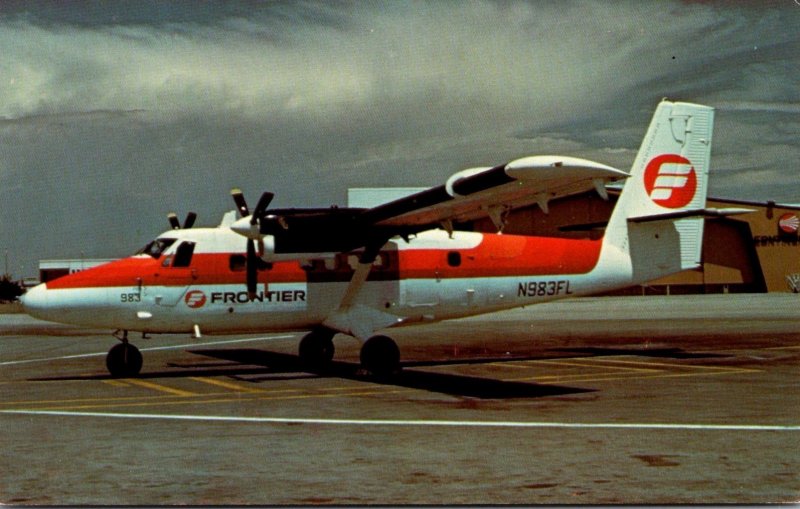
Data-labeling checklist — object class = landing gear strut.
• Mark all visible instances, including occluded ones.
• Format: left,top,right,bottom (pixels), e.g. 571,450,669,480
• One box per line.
106,330,143,378
360,335,401,378
298,328,335,369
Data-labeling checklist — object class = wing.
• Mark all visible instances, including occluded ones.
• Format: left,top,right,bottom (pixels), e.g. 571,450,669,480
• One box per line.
361,155,628,230
235,155,627,255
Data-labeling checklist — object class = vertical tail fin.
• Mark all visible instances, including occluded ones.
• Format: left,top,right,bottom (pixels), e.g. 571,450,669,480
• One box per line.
604,100,715,283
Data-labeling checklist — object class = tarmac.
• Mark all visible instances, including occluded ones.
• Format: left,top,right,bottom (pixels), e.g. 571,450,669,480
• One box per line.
1,293,799,504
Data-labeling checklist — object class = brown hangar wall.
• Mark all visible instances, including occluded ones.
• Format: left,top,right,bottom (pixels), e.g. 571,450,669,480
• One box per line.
472,192,800,294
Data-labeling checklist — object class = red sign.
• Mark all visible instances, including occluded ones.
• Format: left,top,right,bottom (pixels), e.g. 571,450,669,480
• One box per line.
643,154,697,209
779,213,799,234
184,290,207,309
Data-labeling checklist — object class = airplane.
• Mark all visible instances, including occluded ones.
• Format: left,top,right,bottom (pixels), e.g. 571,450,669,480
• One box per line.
22,100,738,379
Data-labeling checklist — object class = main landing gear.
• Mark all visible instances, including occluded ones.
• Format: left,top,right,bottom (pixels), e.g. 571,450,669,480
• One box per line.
298,328,336,369
106,330,143,378
298,329,401,378
360,335,400,378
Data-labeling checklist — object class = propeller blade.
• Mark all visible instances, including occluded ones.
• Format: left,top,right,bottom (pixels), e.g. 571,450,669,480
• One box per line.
231,188,249,217
183,212,197,229
246,238,258,300
167,213,181,230
251,192,275,225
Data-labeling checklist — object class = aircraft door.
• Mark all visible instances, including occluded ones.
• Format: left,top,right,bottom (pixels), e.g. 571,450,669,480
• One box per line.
152,241,198,307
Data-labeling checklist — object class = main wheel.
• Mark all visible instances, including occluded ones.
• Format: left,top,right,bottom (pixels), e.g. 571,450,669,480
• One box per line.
106,342,143,378
298,329,335,368
360,335,401,378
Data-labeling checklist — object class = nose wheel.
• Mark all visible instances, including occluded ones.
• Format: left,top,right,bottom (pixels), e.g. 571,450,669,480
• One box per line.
106,331,143,377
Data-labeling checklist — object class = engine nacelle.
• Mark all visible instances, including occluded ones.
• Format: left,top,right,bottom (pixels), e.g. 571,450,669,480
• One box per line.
444,155,626,199
445,167,493,197
254,234,337,263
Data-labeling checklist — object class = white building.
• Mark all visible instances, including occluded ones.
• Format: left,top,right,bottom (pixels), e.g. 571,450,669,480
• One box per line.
39,259,117,283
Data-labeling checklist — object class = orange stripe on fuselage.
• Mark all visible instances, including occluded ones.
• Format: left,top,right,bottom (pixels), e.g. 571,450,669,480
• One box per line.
400,234,602,279
46,234,603,290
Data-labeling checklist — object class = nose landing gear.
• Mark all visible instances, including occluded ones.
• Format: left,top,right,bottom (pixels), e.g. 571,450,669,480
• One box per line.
106,330,143,378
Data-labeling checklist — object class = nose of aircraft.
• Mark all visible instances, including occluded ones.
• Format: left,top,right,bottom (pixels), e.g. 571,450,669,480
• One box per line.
20,283,48,319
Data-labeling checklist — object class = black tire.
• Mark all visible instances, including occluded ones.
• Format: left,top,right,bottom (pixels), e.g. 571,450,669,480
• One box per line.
106,343,143,378
360,335,401,378
298,330,335,368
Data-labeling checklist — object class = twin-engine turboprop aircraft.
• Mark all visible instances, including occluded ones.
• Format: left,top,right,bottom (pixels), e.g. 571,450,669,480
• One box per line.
23,100,735,378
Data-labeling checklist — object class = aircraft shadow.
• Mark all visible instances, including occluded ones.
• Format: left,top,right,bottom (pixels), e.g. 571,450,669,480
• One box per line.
188,348,592,399
30,345,717,398
29,348,589,399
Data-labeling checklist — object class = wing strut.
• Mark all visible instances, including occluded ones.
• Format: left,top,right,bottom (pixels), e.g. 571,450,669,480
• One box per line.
322,238,402,340
337,241,382,310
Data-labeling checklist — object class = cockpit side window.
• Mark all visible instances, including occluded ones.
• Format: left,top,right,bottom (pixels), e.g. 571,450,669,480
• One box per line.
137,238,177,259
172,242,196,268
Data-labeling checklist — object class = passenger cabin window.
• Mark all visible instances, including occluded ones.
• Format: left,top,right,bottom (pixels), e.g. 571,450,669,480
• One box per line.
447,251,461,267
172,242,195,268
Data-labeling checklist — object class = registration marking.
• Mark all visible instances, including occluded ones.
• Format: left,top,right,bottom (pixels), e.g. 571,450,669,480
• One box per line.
3,409,799,432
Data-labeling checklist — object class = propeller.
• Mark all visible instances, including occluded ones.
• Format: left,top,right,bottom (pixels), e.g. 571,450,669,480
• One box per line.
230,189,275,299
167,212,198,230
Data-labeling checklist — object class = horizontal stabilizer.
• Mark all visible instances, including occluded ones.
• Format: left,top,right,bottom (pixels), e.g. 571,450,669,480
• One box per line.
628,207,754,224
558,221,609,232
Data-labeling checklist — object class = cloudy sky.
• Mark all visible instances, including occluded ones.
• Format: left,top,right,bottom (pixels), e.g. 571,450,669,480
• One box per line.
1,1,798,276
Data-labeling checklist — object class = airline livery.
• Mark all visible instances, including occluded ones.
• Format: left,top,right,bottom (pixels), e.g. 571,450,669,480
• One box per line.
23,101,735,378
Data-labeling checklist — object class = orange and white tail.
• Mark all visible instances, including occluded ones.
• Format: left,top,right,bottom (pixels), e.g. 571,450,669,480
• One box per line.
604,100,715,284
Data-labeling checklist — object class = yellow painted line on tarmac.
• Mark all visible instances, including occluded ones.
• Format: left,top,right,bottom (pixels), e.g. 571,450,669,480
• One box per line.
512,366,759,385
27,387,409,412
1,393,190,408
540,358,661,373
188,377,264,393
513,371,642,383
527,358,660,373
319,385,366,392
588,358,759,372
101,379,130,388
496,358,660,374
764,345,800,350
489,362,536,370
0,383,316,409
124,379,198,397
493,356,761,384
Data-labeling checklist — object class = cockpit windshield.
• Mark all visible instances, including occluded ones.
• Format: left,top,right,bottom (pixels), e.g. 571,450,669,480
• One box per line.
136,238,177,259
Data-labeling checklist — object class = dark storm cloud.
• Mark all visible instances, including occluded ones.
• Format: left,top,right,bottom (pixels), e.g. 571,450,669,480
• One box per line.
1,1,798,276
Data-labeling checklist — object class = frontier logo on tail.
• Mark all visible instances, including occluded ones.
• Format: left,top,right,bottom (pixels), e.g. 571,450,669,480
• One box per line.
643,154,697,209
